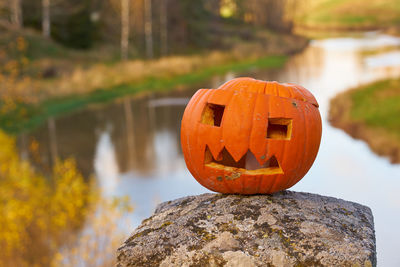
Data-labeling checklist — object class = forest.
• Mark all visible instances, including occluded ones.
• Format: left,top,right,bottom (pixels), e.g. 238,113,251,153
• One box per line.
1,0,301,58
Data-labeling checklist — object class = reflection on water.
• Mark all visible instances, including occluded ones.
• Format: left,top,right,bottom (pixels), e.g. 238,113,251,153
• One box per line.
18,32,400,266
94,130,119,196
269,33,400,267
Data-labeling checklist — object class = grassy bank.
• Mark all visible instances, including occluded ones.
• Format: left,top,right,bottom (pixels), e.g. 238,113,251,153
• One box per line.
0,55,288,134
0,26,309,134
295,0,400,32
329,78,400,163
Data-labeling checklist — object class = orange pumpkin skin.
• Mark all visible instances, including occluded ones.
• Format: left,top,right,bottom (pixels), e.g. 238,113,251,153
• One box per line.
181,77,322,194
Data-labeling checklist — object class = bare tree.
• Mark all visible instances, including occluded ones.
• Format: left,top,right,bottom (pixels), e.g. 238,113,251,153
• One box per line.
10,0,22,28
121,0,130,60
42,0,50,37
159,0,168,56
144,0,153,59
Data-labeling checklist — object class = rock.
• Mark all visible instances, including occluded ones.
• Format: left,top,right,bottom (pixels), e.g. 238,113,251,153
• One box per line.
117,191,376,267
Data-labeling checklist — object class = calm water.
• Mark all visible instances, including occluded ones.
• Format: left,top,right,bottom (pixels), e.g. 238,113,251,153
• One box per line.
18,32,400,266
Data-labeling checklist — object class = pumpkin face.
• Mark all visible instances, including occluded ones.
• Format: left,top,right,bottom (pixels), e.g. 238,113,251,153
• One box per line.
181,77,322,194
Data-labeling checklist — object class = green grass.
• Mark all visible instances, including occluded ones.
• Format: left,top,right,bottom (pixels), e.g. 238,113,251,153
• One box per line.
350,79,400,139
0,55,287,134
296,0,400,29
22,34,70,60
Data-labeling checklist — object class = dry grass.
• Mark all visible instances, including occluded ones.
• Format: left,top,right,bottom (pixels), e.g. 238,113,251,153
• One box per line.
37,31,307,99
44,51,228,98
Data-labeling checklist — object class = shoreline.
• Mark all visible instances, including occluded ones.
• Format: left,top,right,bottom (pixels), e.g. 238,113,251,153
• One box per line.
0,33,308,135
293,0,400,37
329,79,400,164
294,25,400,40
0,55,289,134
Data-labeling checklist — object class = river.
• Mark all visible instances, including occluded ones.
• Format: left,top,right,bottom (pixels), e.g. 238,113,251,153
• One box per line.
18,32,400,266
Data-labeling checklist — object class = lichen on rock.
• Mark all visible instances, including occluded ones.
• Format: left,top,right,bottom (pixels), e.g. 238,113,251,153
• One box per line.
116,191,376,267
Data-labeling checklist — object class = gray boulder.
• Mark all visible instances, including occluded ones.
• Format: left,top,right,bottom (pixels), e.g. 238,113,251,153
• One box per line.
117,191,376,267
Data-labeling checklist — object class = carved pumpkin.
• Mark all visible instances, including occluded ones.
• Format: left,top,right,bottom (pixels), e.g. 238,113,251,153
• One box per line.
181,77,322,194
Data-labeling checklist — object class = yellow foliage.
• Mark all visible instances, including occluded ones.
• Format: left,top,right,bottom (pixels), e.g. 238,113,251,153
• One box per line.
52,197,133,267
0,36,39,110
0,130,134,266
0,36,134,266
16,37,27,52
0,130,91,266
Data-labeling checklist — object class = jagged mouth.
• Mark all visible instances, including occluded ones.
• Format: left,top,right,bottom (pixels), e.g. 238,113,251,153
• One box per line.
204,146,283,175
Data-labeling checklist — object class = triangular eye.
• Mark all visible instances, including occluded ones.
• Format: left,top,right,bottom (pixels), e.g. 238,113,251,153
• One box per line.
267,118,292,140
201,103,225,127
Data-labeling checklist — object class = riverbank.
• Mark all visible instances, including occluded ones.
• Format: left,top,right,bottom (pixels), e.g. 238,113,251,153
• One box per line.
0,30,307,134
0,55,288,134
329,78,400,163
295,0,400,34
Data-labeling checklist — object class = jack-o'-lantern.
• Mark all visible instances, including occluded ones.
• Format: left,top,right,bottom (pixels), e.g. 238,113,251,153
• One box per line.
181,77,322,194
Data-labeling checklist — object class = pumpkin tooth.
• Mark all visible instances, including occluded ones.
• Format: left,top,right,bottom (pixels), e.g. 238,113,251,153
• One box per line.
204,147,283,175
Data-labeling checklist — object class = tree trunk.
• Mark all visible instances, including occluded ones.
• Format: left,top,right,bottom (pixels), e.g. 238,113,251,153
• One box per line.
159,0,168,56
10,0,22,28
121,0,130,61
42,0,50,37
144,0,153,59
